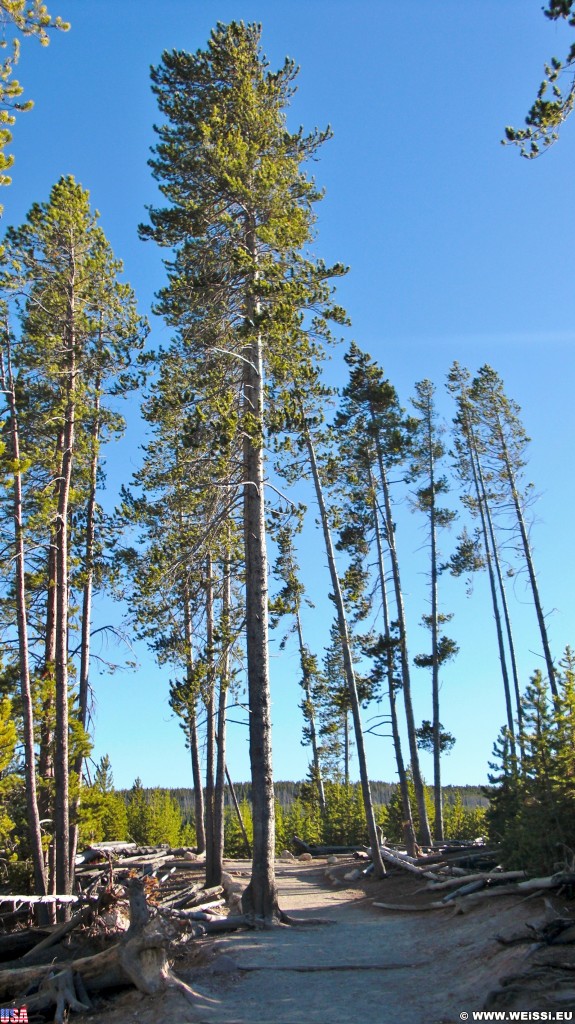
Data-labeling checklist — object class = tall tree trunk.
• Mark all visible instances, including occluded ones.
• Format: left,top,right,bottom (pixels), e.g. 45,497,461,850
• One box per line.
189,711,205,853
305,427,386,878
471,444,516,751
204,552,217,886
240,225,278,923
69,388,101,876
38,429,64,893
294,607,326,814
183,589,205,854
1,347,47,899
495,416,557,697
373,433,432,847
451,369,517,755
212,554,230,886
369,466,417,856
425,414,443,843
54,268,77,910
343,712,350,786
483,480,523,739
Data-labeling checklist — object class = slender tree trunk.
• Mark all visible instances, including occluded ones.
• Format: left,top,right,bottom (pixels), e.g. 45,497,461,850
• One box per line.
343,712,350,786
471,445,516,750
182,590,205,854
495,416,557,697
1,348,47,898
54,274,77,911
38,430,63,894
424,416,443,843
373,432,432,847
38,520,58,790
369,466,417,856
204,552,217,886
240,221,278,923
305,427,386,878
451,374,517,755
189,712,205,853
294,608,326,813
483,482,523,738
226,765,252,857
212,555,230,886
69,389,101,876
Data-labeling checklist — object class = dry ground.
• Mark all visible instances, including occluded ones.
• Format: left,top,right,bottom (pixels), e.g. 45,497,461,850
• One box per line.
67,858,575,1024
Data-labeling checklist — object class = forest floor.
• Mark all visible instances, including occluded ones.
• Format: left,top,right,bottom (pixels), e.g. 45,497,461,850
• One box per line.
70,858,575,1024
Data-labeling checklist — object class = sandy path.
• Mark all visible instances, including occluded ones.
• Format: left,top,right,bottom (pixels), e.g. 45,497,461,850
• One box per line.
185,863,474,1024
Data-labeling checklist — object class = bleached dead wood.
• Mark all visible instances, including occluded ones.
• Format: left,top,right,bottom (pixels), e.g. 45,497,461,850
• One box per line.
373,901,447,912
425,870,526,892
157,882,201,908
450,884,531,911
0,894,79,906
172,899,225,916
516,872,575,892
441,880,486,902
0,878,207,1018
378,846,441,880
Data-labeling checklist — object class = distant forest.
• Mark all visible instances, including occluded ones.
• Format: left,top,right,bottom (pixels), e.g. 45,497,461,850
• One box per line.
122,782,489,823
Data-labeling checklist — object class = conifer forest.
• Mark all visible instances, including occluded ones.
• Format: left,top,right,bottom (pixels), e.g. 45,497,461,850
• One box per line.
0,2,575,943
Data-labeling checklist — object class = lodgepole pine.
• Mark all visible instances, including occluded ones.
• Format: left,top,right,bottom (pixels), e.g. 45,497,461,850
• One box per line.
409,380,458,842
0,334,47,897
337,345,432,847
303,422,386,879
143,22,347,924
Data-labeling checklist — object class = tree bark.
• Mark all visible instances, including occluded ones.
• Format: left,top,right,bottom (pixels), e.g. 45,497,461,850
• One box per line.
183,585,205,854
204,552,217,886
69,385,101,876
240,219,278,924
424,405,443,842
369,465,417,857
54,256,77,910
212,554,230,886
0,346,47,899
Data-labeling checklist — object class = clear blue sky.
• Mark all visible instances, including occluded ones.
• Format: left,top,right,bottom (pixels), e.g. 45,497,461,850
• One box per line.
5,1,575,791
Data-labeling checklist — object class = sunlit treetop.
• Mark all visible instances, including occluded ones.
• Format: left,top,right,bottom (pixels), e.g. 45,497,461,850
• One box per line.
504,1,575,157
0,1,69,188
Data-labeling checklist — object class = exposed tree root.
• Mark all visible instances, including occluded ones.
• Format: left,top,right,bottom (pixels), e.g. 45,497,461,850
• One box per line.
0,878,215,1020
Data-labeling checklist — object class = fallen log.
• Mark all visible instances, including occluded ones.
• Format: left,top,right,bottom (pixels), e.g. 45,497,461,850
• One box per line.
292,835,362,856
75,843,138,865
157,882,201,909
373,901,446,912
516,872,575,892
426,870,526,892
0,929,51,962
451,884,531,910
0,878,206,1019
441,880,486,902
378,846,441,880
21,904,93,961
0,895,79,906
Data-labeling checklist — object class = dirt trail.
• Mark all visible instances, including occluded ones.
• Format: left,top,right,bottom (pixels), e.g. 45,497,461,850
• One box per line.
76,861,535,1024
179,863,524,1024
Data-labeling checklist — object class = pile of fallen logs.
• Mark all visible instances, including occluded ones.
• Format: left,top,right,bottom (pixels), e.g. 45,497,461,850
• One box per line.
0,844,247,1022
365,840,575,914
